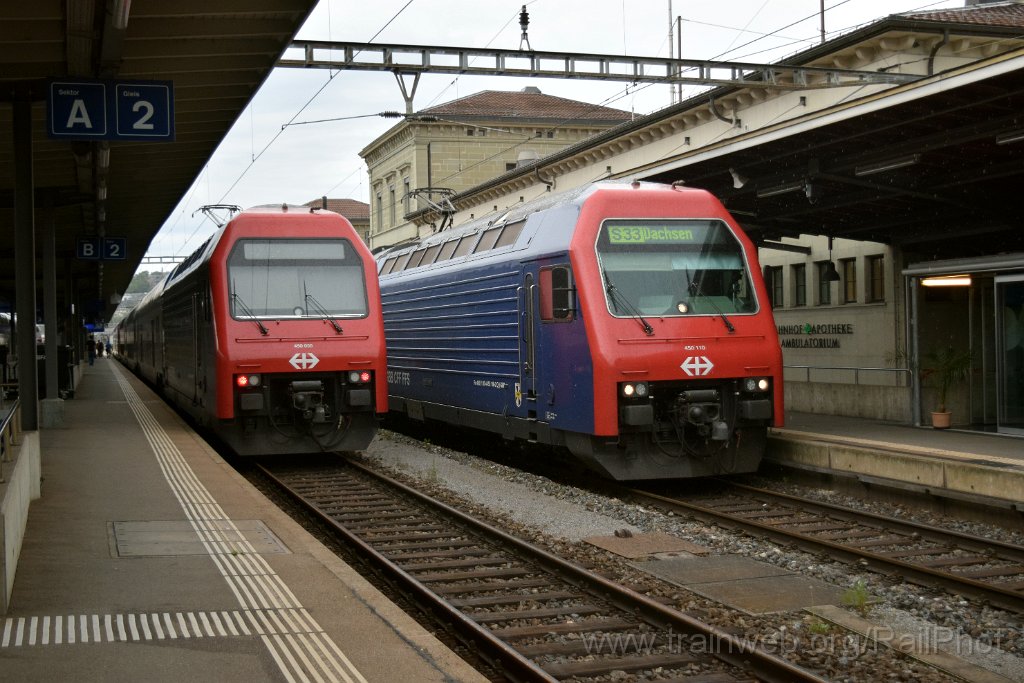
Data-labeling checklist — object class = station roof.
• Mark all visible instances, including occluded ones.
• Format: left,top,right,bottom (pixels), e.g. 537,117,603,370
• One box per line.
0,0,318,321
415,3,1024,263
636,4,1024,260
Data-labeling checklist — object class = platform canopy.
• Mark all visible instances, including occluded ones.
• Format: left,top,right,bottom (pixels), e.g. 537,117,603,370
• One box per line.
0,0,319,323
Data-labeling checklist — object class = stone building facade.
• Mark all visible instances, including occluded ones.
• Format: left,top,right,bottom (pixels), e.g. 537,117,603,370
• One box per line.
359,87,632,248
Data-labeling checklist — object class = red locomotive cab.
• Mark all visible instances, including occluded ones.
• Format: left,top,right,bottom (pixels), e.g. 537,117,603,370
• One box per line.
571,184,783,469
206,209,387,453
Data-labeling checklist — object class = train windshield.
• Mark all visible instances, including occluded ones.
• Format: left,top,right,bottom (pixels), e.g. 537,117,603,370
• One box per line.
227,238,368,318
595,219,757,317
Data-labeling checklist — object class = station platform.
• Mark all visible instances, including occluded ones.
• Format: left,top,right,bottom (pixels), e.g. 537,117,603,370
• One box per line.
0,359,486,682
768,411,1024,511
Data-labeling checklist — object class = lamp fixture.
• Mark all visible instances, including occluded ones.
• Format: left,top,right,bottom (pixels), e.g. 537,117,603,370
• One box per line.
996,129,1024,145
96,142,110,171
854,153,920,177
729,167,748,189
756,180,804,198
921,274,972,287
112,0,132,29
823,236,841,282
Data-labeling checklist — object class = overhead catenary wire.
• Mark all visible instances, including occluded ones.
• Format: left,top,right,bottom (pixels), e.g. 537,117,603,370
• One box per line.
175,0,969,254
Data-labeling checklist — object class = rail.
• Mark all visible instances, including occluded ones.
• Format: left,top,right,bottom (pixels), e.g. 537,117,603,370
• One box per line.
784,364,913,387
0,399,21,484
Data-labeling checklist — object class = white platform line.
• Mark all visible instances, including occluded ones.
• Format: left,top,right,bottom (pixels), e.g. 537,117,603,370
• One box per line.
111,366,362,681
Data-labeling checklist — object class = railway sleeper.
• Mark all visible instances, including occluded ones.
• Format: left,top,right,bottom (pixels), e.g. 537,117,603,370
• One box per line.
470,604,603,623
540,652,701,678
489,617,639,640
449,590,582,608
956,565,1024,579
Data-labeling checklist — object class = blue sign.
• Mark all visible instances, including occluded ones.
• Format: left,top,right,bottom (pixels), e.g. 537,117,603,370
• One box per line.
115,83,172,138
77,237,101,260
77,237,128,261
48,79,174,141
50,82,108,138
103,237,127,261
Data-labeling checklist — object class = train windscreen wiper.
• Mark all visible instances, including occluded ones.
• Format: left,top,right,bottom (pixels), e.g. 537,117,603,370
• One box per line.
303,288,343,335
602,269,653,336
687,274,735,334
230,290,269,336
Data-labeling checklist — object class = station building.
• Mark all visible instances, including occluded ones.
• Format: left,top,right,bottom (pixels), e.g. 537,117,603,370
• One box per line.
303,197,370,242
380,2,1024,436
359,87,632,247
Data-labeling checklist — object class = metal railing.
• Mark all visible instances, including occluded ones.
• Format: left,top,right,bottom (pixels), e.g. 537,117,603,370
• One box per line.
784,364,913,387
0,398,21,484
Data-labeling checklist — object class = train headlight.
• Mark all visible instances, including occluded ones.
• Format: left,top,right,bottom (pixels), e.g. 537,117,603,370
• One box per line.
743,377,769,392
236,374,261,388
348,370,373,384
676,302,689,314
621,382,648,398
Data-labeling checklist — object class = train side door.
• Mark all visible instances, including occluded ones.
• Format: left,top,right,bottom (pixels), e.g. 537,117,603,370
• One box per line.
519,271,539,413
191,292,201,404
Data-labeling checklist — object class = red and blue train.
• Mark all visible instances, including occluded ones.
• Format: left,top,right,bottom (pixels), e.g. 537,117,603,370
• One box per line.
115,205,388,455
376,180,784,480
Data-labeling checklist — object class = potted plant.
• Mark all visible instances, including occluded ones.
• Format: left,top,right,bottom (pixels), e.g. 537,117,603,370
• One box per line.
920,345,972,428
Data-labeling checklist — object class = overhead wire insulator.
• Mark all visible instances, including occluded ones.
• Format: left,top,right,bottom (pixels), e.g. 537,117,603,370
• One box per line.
519,5,531,51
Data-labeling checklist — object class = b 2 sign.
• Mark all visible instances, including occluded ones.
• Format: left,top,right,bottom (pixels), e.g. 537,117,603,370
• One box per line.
48,79,174,141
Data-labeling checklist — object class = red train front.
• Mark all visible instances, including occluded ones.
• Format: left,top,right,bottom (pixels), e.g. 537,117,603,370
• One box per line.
118,205,387,455
569,184,784,478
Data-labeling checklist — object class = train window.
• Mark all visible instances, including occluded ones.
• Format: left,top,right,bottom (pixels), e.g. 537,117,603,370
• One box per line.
453,235,477,258
422,243,443,265
595,219,757,317
406,248,428,269
437,239,459,261
495,221,525,248
227,238,369,318
380,257,399,274
394,252,412,271
475,227,503,252
540,265,574,322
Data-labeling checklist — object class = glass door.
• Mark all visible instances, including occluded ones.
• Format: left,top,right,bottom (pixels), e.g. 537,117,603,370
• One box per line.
996,275,1024,434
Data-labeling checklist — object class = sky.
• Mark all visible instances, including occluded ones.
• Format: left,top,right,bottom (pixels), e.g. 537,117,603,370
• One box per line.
141,0,966,267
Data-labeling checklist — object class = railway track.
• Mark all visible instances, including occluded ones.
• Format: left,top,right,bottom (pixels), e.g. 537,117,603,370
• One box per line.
629,481,1024,614
258,458,826,683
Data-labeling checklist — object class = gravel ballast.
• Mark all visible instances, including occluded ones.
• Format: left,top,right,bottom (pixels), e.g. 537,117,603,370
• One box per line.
360,430,1024,682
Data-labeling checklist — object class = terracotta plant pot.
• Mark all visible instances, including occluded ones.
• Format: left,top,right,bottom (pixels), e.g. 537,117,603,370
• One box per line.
931,411,952,429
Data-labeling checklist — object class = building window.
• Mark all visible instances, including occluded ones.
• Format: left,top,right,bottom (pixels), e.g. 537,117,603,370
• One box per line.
816,261,832,305
466,128,474,136
375,194,382,230
765,266,783,309
841,258,857,303
505,162,517,172
389,187,396,227
403,177,411,214
868,255,885,302
792,263,806,307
